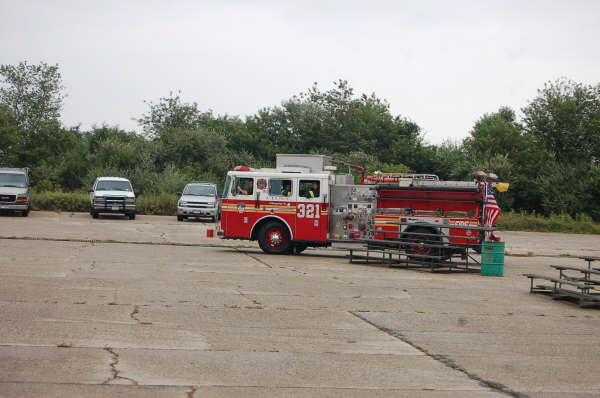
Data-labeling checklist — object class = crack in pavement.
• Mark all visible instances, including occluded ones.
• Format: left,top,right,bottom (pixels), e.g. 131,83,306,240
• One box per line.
102,347,139,386
350,311,528,398
186,385,198,397
130,305,140,321
129,304,152,325
237,250,272,268
0,235,232,248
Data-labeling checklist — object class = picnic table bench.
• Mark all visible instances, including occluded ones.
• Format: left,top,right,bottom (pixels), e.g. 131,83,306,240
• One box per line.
577,256,600,270
549,265,600,285
523,259,600,308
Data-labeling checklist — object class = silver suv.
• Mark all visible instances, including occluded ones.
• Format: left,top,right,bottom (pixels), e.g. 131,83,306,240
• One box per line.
0,168,32,216
177,182,220,221
89,177,138,219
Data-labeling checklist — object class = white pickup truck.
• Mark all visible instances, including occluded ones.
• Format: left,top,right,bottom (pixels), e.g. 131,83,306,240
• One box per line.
88,177,138,219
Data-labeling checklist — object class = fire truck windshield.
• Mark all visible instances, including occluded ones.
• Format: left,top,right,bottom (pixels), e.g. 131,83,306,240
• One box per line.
222,176,231,198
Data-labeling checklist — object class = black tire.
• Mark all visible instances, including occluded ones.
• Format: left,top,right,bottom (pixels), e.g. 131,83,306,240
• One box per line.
92,212,99,219
22,209,29,217
258,221,292,254
404,227,441,258
177,215,184,221
128,213,136,220
293,243,308,254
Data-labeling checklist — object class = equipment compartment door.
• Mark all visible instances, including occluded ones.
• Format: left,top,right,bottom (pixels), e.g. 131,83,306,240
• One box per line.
295,179,327,241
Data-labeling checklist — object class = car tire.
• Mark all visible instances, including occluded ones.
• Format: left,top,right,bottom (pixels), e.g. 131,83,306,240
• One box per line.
92,212,99,219
258,221,292,254
22,209,29,217
177,215,184,221
128,213,136,220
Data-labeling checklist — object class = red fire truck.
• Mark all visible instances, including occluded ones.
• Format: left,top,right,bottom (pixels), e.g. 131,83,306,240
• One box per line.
216,154,505,255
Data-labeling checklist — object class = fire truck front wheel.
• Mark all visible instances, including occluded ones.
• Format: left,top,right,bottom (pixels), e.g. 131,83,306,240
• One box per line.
258,221,292,254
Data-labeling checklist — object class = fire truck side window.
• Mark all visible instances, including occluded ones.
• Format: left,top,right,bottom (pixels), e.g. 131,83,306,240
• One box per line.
234,177,254,196
300,180,320,199
269,179,293,197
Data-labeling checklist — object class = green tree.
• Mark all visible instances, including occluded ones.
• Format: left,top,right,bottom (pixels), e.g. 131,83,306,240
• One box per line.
536,160,597,217
246,80,423,165
0,61,65,133
0,105,20,166
463,107,524,158
522,78,600,164
136,92,215,138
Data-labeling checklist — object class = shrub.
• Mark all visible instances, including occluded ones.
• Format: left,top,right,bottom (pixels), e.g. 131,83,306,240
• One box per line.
136,193,178,215
31,191,89,212
31,191,179,215
498,211,600,234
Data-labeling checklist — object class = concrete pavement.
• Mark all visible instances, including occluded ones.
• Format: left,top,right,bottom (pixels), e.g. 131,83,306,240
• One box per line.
0,212,599,397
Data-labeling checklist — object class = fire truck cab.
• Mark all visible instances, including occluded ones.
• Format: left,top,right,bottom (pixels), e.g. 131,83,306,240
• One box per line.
219,155,333,254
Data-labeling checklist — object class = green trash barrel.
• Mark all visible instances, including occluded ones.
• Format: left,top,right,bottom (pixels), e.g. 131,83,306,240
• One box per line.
480,241,505,276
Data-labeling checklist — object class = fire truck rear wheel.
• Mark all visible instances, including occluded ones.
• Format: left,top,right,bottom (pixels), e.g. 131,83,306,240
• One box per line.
258,221,291,254
405,227,440,258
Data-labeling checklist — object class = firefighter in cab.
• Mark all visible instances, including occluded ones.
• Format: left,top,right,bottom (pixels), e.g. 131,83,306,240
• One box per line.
307,181,320,198
281,181,292,197
237,179,253,195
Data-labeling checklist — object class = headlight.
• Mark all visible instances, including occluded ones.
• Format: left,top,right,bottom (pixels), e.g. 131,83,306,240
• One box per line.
16,196,28,203
94,196,105,202
125,197,135,203
179,201,187,206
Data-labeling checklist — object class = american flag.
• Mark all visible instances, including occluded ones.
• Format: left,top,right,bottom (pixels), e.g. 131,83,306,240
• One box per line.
484,184,500,240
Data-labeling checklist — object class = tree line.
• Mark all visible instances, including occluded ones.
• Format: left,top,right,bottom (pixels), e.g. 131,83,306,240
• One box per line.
1,61,599,220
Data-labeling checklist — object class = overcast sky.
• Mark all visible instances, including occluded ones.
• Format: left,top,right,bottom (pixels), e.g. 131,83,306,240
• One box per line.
2,0,599,144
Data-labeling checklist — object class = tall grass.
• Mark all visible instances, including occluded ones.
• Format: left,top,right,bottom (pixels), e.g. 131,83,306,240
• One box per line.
498,211,600,234
137,193,178,215
31,191,89,212
31,191,178,216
